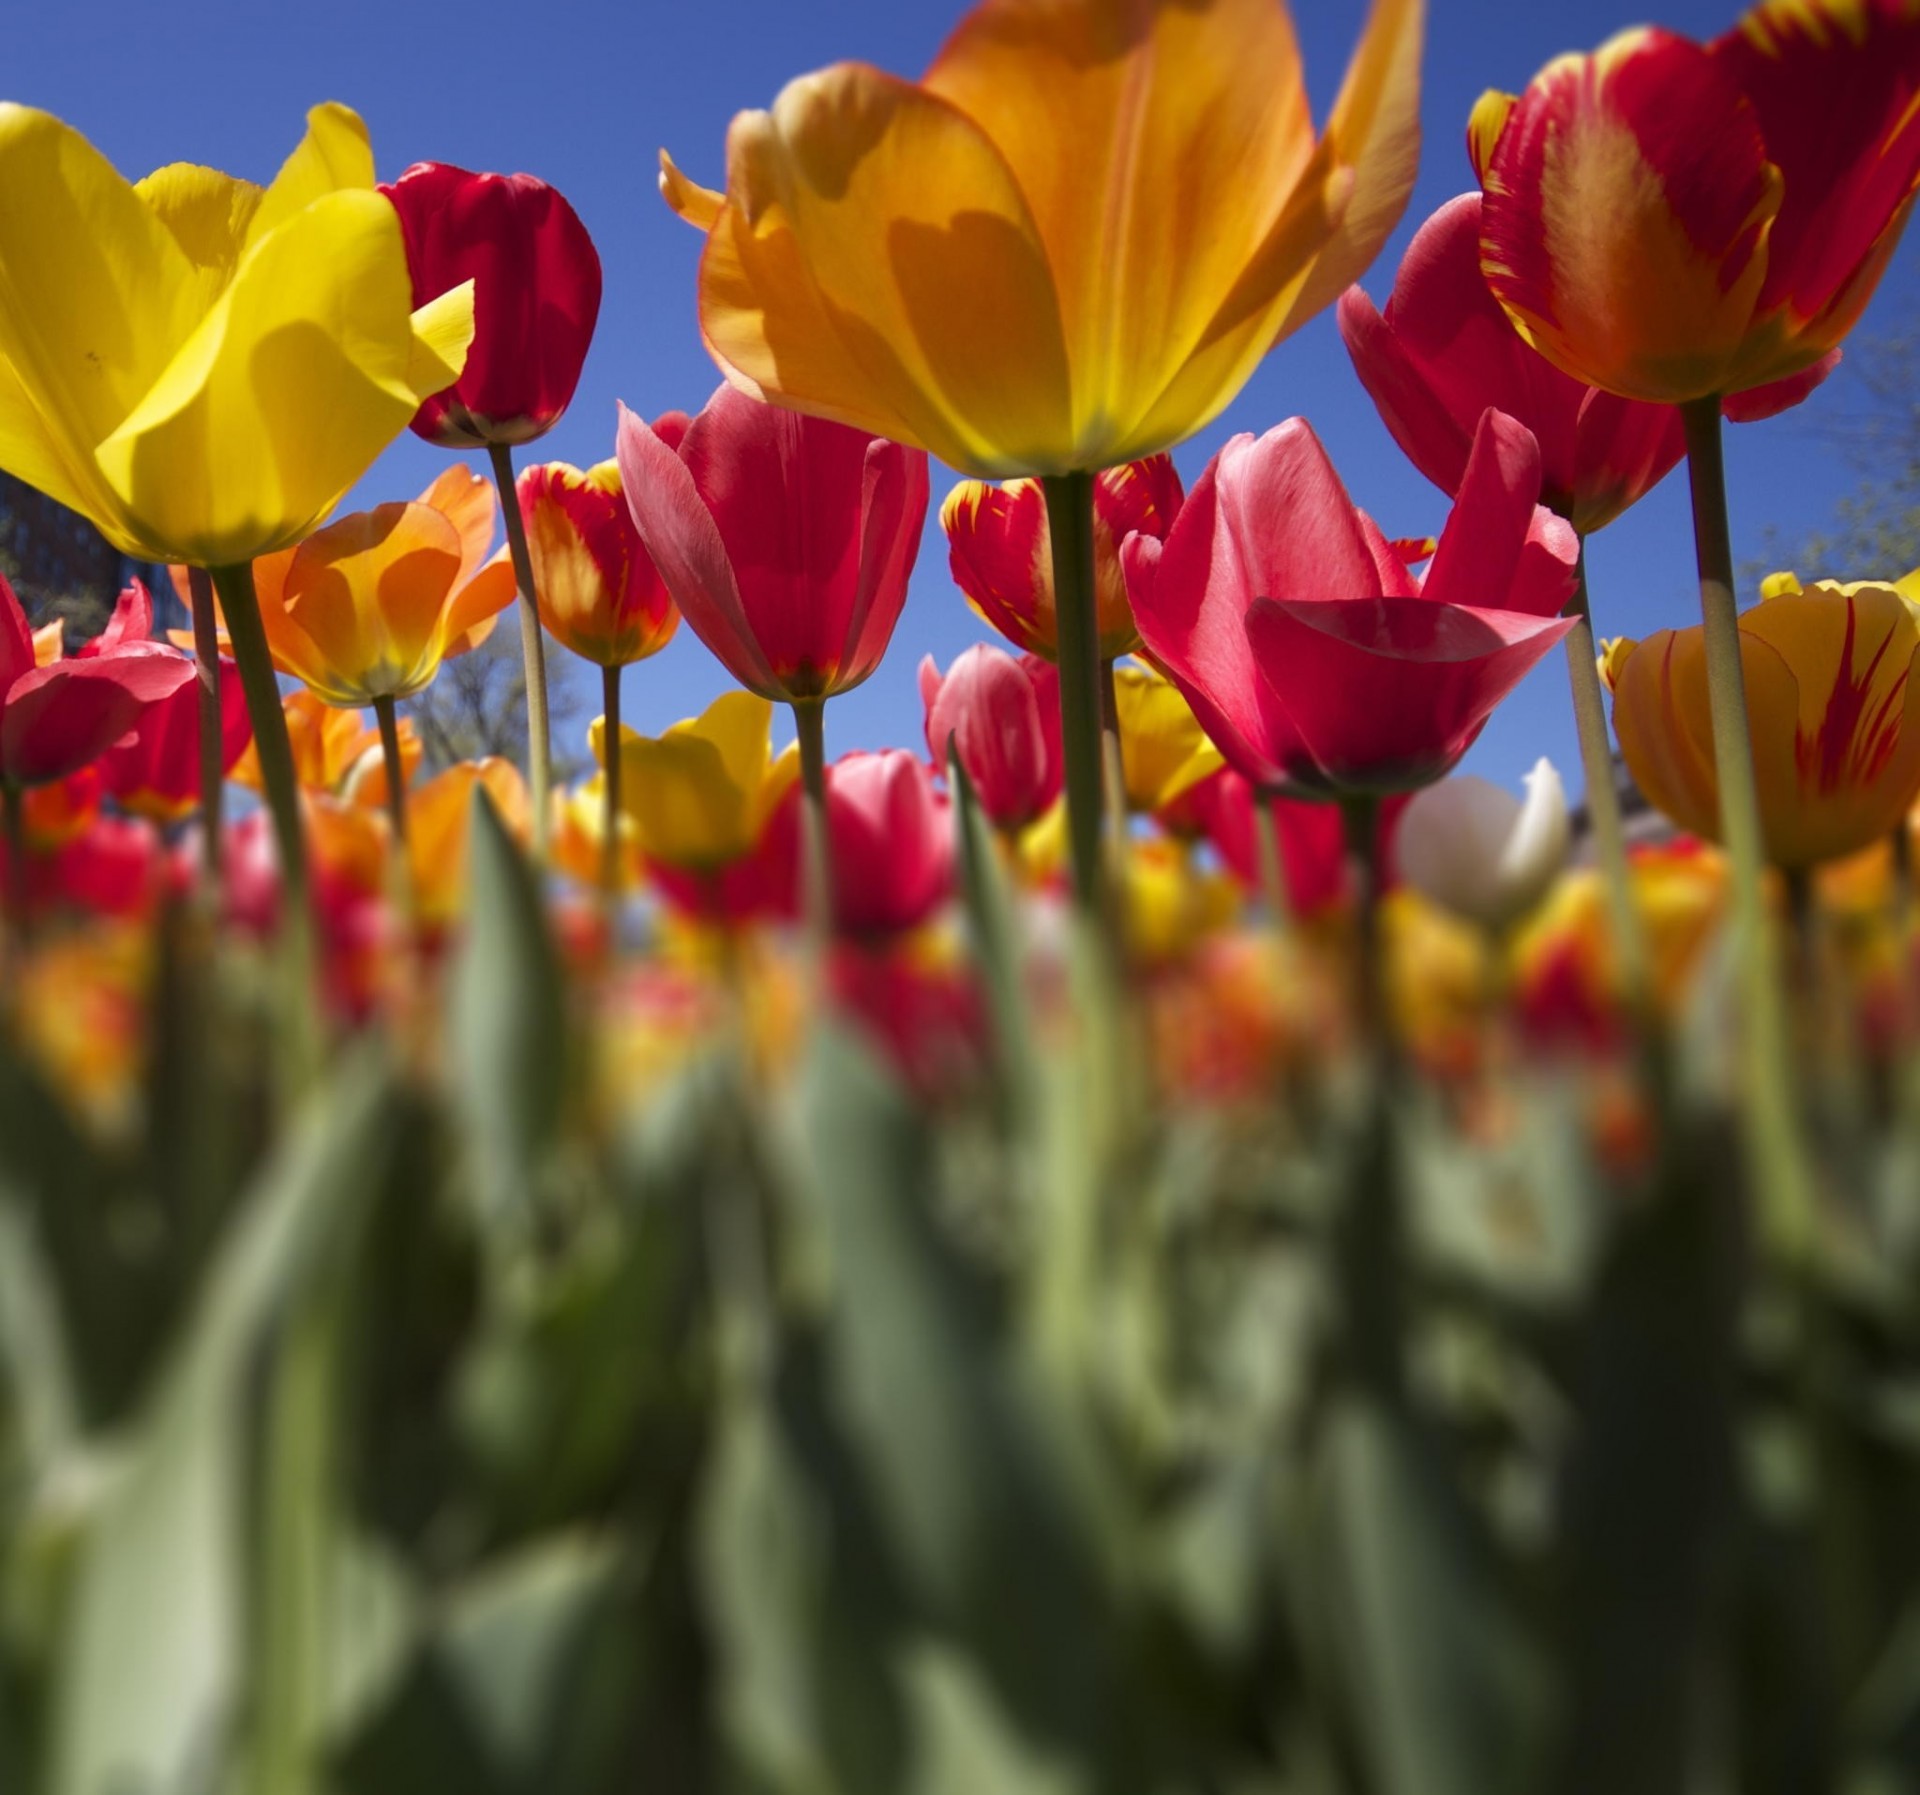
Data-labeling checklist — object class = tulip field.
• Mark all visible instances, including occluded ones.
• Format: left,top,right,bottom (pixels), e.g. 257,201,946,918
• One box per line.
9,0,1920,1790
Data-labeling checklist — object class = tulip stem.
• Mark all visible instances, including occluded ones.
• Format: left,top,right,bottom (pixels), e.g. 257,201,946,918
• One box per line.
372,696,409,857
1042,472,1109,926
793,697,832,942
187,566,225,886
1562,541,1651,1023
211,560,319,1082
1,782,26,948
601,664,623,919
1254,790,1295,930
1341,793,1389,1066
489,443,552,859
1679,396,1813,1258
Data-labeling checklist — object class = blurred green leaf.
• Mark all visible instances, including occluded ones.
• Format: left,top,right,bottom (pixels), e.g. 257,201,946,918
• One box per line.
449,787,567,1242
795,1024,1114,1757
1309,1397,1546,1795
948,749,1034,1134
45,1053,401,1795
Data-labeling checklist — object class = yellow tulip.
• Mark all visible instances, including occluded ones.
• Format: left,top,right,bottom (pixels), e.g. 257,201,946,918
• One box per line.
0,102,474,565
660,0,1422,476
1111,662,1223,814
1609,579,1920,869
595,690,799,872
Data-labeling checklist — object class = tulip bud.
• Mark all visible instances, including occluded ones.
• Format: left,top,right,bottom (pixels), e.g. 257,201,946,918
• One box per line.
1394,757,1570,931
918,645,1061,832
383,162,602,449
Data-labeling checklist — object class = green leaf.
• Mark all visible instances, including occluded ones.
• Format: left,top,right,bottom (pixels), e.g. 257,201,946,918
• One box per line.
448,787,566,1241
1308,1398,1546,1795
45,1055,401,1795
947,749,1034,1133
795,1024,1113,1755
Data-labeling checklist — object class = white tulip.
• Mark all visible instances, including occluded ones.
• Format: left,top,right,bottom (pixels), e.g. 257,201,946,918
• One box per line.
1395,758,1571,932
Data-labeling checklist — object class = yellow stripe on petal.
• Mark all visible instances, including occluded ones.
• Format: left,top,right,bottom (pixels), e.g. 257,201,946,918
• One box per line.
698,63,1072,476
94,188,427,564
1467,89,1516,186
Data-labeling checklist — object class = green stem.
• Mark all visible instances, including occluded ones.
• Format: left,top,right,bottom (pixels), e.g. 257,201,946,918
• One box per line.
188,566,225,886
1341,793,1388,1065
372,695,409,857
1254,789,1295,930
1563,540,1651,1019
211,560,319,1080
793,697,831,943
1041,473,1108,924
488,442,551,858
601,662,623,914
1679,396,1813,1257
2,781,26,953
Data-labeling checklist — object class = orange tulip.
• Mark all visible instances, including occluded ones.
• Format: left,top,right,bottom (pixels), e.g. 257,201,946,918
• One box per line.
1607,579,1920,868
176,466,516,706
1472,0,1920,405
231,689,419,797
659,0,1422,476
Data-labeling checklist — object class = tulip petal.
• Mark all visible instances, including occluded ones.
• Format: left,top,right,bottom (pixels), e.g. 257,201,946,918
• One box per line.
245,102,376,249
1479,29,1783,402
0,576,33,692
1,652,195,787
694,63,1073,476
1713,0,1920,325
1721,346,1842,423
1245,595,1576,793
925,0,1320,454
1421,409,1578,618
441,553,519,659
132,163,263,300
94,189,433,564
417,463,498,587
658,148,724,230
1337,279,1477,500
406,281,479,401
618,396,778,696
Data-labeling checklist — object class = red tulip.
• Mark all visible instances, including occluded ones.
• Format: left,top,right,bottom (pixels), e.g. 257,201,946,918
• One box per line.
825,750,953,937
617,385,929,703
918,645,1061,832
1339,194,1835,533
941,455,1185,660
382,162,602,448
1176,766,1407,913
1,576,195,789
1127,410,1578,798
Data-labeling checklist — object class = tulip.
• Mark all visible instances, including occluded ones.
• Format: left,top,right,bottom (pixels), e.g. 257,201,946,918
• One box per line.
1394,757,1570,933
383,159,603,852
383,163,601,451
233,690,415,800
601,691,801,925
659,0,1420,479
919,646,1061,835
618,384,929,916
98,660,252,826
823,751,953,938
1128,410,1578,799
942,457,1184,660
1471,4,1920,411
1110,663,1222,815
518,439,684,897
1607,579,1920,870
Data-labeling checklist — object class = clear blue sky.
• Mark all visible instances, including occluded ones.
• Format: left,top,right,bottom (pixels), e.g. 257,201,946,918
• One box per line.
15,0,1914,799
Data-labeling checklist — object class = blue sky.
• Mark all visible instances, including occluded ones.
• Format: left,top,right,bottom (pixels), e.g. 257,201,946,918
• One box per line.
15,0,1915,800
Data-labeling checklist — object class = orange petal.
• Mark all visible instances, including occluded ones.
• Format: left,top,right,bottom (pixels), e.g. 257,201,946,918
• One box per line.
696,62,1073,476
415,462,498,588
659,148,724,230
441,549,519,659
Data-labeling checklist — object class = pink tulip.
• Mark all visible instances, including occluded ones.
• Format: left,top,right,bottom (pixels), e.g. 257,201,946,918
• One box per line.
616,385,929,704
825,751,953,937
918,646,1062,832
1127,411,1579,798
1340,194,1839,534
1,577,195,789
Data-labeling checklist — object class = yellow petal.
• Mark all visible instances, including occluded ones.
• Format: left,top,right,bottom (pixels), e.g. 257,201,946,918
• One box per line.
245,102,376,250
0,105,202,549
133,163,263,300
659,148,725,229
406,280,476,400
925,0,1319,458
1467,88,1516,185
94,188,429,564
1113,663,1222,811
1759,569,1804,600
697,63,1072,476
